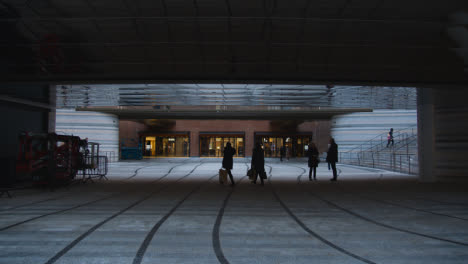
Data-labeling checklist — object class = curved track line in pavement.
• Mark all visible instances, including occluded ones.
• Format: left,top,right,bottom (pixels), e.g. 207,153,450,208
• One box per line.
212,162,249,264
132,164,214,264
0,164,186,233
282,163,468,248
45,162,203,264
266,164,377,264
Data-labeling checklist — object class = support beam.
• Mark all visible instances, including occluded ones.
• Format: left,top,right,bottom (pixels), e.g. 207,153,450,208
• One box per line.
192,0,206,73
417,88,435,182
295,0,312,72
0,95,54,110
48,85,56,132
447,11,468,71
160,0,176,72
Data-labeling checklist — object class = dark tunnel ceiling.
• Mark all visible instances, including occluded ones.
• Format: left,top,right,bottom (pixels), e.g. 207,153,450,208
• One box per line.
1,1,468,85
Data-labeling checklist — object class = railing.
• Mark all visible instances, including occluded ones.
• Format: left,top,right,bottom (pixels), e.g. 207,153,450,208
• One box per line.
340,151,418,174
345,125,417,154
79,155,108,182
101,151,118,163
339,126,418,174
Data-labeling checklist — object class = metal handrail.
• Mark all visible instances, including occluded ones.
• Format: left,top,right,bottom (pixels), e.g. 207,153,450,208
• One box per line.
339,126,418,174
340,152,418,174
344,125,417,154
101,151,118,163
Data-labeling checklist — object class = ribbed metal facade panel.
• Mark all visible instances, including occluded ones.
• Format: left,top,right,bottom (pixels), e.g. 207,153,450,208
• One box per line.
331,110,417,153
434,89,468,181
55,109,119,161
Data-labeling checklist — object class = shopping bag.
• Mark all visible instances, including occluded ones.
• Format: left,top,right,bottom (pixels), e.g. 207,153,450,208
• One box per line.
219,168,228,184
261,171,267,179
247,168,256,181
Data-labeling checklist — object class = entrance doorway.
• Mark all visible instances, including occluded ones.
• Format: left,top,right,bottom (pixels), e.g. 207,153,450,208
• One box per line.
143,135,189,157
199,134,245,157
255,133,312,158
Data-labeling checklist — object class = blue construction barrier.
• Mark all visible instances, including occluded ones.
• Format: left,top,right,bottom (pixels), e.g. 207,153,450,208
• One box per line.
120,139,143,160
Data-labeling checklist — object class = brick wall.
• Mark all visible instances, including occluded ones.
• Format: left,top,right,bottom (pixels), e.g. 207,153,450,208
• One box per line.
119,119,331,157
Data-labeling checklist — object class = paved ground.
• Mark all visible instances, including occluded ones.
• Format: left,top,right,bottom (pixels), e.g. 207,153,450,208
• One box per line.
1,158,468,264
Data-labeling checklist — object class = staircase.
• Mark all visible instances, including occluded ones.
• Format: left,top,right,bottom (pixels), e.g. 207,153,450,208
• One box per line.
339,126,418,174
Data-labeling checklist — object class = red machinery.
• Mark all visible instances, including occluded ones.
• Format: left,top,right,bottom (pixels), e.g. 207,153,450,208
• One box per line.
16,132,87,186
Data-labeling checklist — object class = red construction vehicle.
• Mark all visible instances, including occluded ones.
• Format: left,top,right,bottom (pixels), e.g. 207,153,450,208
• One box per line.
16,132,87,186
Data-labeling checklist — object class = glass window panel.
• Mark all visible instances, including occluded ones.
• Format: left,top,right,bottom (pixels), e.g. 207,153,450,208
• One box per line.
237,137,244,156
216,138,222,157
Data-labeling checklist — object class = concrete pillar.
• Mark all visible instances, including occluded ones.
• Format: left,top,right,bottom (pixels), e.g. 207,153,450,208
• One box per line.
447,11,468,70
48,85,56,133
190,131,199,157
417,88,436,182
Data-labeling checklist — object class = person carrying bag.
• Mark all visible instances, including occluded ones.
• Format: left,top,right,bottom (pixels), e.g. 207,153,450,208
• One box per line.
222,142,236,186
307,142,319,181
251,142,265,186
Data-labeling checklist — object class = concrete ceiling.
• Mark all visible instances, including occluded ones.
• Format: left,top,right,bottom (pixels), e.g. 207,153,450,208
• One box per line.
1,0,468,86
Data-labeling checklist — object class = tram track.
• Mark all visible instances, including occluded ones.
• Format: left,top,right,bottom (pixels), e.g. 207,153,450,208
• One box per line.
212,162,249,264
347,192,468,222
0,163,161,213
294,162,468,210
132,172,218,264
265,164,377,264
45,162,205,264
0,163,187,232
0,194,70,212
125,165,156,180
414,198,468,207
284,163,468,248
293,163,468,221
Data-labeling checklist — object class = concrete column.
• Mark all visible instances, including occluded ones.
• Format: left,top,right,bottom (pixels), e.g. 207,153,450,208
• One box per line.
245,131,254,157
48,85,56,133
190,131,199,157
417,88,435,182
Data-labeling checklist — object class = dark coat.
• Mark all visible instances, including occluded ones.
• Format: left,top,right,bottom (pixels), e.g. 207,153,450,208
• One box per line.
307,147,319,168
326,142,338,163
251,146,265,172
222,146,236,170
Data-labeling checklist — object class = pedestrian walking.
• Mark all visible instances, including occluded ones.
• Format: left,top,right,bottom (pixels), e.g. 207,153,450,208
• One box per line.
222,142,236,186
251,142,265,186
386,128,394,147
307,142,319,181
326,138,338,181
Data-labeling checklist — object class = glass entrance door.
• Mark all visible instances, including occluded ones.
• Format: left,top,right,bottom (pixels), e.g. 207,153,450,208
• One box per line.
261,137,284,158
199,135,245,157
144,135,189,157
256,135,312,158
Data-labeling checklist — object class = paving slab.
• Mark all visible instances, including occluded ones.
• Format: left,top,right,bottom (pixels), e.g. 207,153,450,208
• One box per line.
1,158,467,264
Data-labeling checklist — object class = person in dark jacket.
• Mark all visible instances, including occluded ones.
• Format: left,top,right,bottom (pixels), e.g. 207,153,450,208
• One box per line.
386,128,394,147
307,142,319,181
251,142,265,186
326,138,338,181
222,142,236,186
